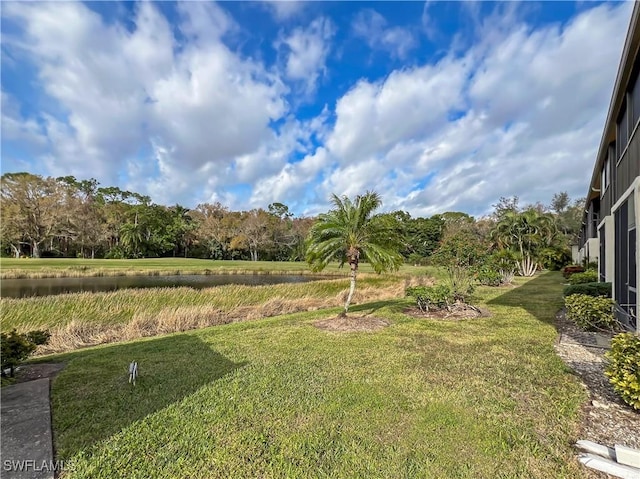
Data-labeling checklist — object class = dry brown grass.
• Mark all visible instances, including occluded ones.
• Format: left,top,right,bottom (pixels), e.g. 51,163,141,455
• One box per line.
34,281,404,354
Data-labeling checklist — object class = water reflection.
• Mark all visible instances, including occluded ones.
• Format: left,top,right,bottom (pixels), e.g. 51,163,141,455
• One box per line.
1,274,325,299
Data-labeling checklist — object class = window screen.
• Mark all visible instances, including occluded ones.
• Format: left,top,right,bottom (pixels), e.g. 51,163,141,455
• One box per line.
617,105,628,160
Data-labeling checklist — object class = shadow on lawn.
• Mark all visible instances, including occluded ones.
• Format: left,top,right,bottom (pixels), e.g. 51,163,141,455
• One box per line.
51,334,246,459
348,299,406,315
486,271,564,325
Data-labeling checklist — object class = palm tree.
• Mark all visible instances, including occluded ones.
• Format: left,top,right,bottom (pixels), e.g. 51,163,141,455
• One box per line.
120,214,143,258
306,191,404,315
491,209,557,276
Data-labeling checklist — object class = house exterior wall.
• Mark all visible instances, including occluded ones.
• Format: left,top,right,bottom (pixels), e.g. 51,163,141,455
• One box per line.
580,2,640,333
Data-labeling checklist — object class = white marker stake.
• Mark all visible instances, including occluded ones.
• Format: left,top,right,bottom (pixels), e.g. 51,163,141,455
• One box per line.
129,361,138,386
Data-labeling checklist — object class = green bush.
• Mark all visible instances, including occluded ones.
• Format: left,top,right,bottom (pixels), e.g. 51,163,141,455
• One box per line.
568,271,598,285
406,285,453,312
474,267,502,286
563,282,612,298
564,294,615,331
605,333,640,410
539,246,572,271
1,329,50,377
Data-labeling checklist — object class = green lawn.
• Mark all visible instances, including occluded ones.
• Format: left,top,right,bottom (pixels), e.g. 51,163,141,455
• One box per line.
44,272,586,478
0,257,436,279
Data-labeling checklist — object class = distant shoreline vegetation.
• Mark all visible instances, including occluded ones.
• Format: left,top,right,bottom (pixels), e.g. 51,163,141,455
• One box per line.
0,258,432,280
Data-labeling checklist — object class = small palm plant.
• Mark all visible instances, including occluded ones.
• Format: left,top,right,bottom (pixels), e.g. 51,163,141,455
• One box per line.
306,191,403,315
491,209,557,276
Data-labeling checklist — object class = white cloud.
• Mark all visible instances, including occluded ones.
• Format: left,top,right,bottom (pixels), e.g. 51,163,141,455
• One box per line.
263,1,305,21
321,1,631,217
2,1,289,206
277,17,335,95
327,55,470,164
251,146,330,213
1,91,48,150
353,9,417,59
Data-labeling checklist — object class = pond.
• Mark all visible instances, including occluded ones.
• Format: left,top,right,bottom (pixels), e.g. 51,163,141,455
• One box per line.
1,274,328,299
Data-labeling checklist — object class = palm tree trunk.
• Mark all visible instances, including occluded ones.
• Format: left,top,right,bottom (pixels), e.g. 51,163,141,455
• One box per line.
344,264,357,315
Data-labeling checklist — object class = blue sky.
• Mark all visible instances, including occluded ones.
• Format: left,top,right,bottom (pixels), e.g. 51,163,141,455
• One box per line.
0,1,633,217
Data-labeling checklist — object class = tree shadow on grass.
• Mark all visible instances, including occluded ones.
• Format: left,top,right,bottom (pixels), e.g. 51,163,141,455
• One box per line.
348,299,406,316
486,271,563,326
50,334,246,459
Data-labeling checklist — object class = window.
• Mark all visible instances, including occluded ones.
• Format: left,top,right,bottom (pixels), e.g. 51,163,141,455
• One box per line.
633,71,640,127
601,157,609,194
615,197,638,331
616,104,628,160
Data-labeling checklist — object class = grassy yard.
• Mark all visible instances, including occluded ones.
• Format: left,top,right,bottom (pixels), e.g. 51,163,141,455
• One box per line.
42,272,586,478
0,257,436,279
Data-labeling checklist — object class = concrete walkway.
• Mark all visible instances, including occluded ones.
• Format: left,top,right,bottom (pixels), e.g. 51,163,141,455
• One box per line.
1,379,55,479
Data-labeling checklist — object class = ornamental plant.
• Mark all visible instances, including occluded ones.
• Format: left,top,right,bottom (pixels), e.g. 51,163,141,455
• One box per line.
406,285,453,312
605,333,640,410
1,329,51,377
563,282,611,298
568,270,598,285
564,294,615,331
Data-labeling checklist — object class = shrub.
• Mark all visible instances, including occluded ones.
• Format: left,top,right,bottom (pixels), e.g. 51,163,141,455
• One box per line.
539,246,572,271
489,250,518,285
605,333,640,410
406,285,453,312
474,267,502,286
562,265,584,279
430,228,485,302
563,282,611,298
568,271,598,285
1,329,50,377
564,294,615,331
586,261,598,271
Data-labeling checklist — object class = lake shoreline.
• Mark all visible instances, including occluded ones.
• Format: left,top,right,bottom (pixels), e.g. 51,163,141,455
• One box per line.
0,267,348,280
1,273,332,299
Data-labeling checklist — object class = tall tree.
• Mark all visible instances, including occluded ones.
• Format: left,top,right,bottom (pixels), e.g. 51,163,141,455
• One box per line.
305,191,403,315
233,209,273,261
191,202,230,259
0,173,65,257
491,196,520,221
403,215,445,262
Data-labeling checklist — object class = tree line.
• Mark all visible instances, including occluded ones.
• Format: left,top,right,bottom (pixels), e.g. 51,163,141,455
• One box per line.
0,172,584,267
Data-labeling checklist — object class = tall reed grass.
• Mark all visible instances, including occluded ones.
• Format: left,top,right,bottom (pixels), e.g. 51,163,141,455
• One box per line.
1,277,405,353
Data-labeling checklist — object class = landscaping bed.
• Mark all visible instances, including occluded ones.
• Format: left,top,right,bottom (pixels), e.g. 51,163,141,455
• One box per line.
554,309,639,451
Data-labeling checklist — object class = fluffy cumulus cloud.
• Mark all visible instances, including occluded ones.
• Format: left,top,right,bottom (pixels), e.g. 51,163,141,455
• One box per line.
352,9,417,59
0,1,633,217
322,1,632,217
276,17,335,96
263,0,305,22
1,1,288,206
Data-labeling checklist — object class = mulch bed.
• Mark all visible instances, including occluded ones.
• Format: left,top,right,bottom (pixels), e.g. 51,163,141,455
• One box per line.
403,303,491,320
